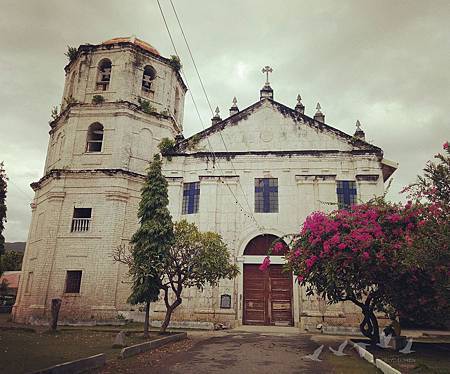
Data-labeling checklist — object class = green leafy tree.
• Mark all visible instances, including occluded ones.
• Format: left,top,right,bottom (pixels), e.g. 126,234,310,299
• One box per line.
159,220,239,333
0,162,7,276
1,251,23,271
113,155,173,337
395,142,450,328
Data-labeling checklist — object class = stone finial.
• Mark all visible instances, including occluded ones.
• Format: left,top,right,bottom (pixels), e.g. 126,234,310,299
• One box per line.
313,102,325,123
354,120,366,141
295,94,305,114
211,106,222,126
229,97,239,116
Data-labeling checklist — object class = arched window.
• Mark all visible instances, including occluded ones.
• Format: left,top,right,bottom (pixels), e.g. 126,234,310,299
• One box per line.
244,234,287,256
142,65,156,92
96,59,112,91
86,123,104,152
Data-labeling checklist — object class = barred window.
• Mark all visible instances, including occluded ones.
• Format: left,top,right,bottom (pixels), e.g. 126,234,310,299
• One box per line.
255,178,278,213
65,271,82,293
336,181,357,209
182,182,200,214
71,208,92,232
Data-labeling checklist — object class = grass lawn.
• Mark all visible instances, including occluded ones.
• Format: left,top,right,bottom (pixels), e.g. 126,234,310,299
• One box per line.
360,339,450,373
0,327,158,374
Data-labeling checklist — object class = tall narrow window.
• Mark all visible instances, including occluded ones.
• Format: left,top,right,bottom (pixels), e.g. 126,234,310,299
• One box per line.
255,178,278,213
86,123,104,152
65,271,82,293
71,208,92,232
174,87,180,117
142,65,156,92
182,182,200,214
96,59,112,91
25,272,34,294
336,181,357,209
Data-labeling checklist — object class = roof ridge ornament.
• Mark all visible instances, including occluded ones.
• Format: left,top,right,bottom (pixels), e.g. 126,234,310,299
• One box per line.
260,66,274,100
314,102,325,123
211,106,222,126
229,97,239,116
295,94,305,114
262,65,273,85
354,120,365,140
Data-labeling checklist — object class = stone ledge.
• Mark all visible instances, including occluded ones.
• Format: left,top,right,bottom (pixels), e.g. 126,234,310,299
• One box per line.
120,332,187,359
349,340,374,364
376,358,402,374
31,353,106,374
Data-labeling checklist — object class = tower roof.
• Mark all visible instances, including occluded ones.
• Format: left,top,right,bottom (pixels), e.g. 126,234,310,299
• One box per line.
102,36,160,56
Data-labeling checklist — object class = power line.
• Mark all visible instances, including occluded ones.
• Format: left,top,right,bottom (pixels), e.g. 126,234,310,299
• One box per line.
167,0,264,230
156,0,264,232
168,0,214,116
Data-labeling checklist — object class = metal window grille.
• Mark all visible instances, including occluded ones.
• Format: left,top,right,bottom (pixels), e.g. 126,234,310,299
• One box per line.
71,208,92,232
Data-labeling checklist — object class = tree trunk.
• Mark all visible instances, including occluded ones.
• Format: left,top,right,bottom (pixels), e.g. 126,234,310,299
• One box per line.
359,307,380,344
50,298,62,331
160,289,182,334
143,301,150,338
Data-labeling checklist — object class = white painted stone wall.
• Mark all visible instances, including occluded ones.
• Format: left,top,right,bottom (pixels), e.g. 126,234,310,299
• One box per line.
13,39,395,329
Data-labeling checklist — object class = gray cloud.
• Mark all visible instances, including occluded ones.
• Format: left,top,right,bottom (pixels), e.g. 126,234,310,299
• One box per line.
0,0,449,241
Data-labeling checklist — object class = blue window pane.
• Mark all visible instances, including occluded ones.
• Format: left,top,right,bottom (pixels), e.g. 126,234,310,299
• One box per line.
336,181,357,209
255,178,278,213
182,182,200,214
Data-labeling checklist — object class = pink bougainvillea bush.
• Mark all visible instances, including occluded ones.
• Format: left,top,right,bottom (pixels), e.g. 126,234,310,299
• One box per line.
280,201,426,343
264,143,450,342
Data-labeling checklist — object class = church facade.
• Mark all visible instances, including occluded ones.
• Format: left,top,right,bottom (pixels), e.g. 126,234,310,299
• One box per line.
13,37,397,330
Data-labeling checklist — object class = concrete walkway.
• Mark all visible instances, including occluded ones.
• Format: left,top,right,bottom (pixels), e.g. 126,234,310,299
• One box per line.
150,330,335,374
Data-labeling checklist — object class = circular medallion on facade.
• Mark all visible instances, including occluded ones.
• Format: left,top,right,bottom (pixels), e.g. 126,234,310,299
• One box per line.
260,129,273,142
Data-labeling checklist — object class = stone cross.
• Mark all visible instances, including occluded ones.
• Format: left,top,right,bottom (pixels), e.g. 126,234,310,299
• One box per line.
262,66,273,84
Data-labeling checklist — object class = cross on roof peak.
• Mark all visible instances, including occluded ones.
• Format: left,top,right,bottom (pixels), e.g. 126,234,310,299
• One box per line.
262,66,273,85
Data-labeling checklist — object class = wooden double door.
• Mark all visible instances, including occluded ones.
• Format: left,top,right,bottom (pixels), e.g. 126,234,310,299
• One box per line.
243,264,293,326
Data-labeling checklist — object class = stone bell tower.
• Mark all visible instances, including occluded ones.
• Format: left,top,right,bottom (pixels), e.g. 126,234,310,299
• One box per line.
13,37,187,323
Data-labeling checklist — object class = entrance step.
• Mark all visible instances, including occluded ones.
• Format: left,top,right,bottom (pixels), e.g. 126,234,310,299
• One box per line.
232,325,302,334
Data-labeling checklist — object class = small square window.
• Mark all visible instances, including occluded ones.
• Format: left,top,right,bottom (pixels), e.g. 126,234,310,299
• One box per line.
71,208,92,232
65,271,82,293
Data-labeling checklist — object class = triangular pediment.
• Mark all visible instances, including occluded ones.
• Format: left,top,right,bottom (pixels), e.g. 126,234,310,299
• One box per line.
175,99,382,156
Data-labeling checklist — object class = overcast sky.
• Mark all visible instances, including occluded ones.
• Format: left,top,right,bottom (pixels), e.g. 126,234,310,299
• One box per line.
0,0,449,242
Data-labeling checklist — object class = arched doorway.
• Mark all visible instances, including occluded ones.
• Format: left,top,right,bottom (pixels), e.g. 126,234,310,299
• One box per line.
243,235,293,326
